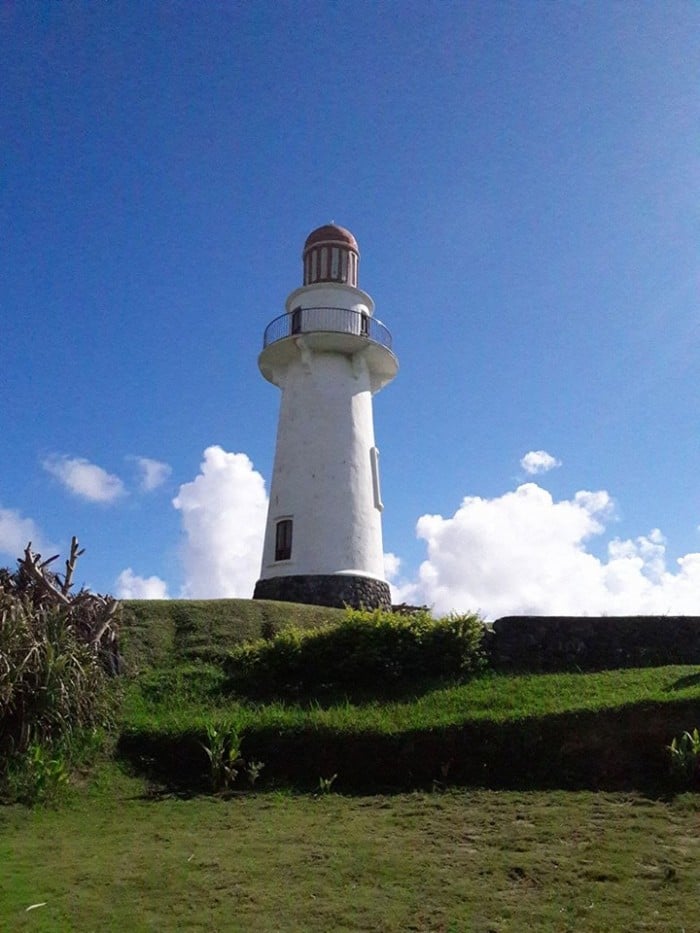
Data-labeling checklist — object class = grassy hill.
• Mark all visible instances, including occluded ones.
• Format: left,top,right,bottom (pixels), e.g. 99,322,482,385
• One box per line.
116,598,700,794
120,597,345,669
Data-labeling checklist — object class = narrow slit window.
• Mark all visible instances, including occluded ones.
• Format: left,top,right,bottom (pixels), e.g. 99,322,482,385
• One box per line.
275,519,293,561
370,447,383,511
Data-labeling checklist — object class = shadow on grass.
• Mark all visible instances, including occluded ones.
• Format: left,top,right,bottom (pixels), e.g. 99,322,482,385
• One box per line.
221,673,467,709
115,697,700,800
665,671,700,692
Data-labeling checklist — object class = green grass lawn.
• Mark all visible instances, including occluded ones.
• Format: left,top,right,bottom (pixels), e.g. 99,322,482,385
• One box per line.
121,665,700,734
2,771,699,932
5,601,700,930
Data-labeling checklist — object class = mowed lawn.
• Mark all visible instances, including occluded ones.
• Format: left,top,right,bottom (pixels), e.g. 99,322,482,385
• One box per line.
2,778,699,932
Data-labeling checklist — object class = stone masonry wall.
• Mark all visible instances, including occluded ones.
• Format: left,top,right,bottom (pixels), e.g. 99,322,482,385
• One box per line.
253,574,392,611
487,615,700,671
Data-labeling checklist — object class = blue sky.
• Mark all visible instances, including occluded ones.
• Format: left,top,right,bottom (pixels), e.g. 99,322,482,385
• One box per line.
2,1,698,616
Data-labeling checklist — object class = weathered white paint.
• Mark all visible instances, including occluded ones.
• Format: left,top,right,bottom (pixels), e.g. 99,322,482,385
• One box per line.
258,274,397,583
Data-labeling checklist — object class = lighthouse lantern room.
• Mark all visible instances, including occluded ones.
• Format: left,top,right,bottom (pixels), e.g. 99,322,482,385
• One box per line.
253,224,398,610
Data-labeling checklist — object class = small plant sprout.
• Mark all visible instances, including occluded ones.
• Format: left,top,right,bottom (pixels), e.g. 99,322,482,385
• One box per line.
668,728,700,784
317,773,338,794
25,743,69,805
200,724,243,792
245,760,265,787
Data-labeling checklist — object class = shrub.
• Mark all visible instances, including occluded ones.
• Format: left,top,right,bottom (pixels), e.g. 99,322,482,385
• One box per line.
0,598,112,752
0,539,120,799
224,608,485,698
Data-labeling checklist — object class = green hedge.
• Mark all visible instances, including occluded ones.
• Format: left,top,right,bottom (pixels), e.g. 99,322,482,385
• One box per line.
224,609,486,698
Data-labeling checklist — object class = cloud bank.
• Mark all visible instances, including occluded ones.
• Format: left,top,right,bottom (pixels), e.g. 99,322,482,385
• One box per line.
114,445,700,616
391,482,700,619
172,446,268,598
43,455,126,503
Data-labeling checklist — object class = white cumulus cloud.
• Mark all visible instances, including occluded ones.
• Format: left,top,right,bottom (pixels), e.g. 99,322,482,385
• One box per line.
43,455,126,503
393,482,700,619
0,506,53,562
115,568,170,599
520,450,562,475
384,552,401,581
172,446,268,598
135,457,172,492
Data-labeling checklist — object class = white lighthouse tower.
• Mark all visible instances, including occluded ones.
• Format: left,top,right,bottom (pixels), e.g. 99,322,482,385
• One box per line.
253,224,398,609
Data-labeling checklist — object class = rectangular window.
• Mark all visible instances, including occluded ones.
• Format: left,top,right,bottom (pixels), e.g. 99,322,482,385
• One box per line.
370,447,383,511
291,307,302,335
275,518,293,561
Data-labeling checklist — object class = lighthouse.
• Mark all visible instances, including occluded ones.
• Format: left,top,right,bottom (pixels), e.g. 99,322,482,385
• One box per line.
253,224,398,610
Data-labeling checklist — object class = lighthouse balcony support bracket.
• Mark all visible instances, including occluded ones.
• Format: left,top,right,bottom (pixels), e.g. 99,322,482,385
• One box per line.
263,307,393,351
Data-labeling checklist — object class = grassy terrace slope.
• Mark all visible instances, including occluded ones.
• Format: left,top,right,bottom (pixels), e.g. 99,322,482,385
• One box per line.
121,667,700,733
118,668,700,791
117,599,700,792
121,598,345,668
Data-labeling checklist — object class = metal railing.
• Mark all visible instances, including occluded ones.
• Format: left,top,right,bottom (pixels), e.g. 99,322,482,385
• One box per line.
263,307,393,352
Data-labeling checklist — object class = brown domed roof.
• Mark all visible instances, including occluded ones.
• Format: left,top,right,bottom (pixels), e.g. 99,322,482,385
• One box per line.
304,223,358,252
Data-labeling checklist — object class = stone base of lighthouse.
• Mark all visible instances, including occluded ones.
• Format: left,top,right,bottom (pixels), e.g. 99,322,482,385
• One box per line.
253,574,391,611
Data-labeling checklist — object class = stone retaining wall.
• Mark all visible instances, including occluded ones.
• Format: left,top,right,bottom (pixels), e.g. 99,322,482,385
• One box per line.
487,615,700,671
